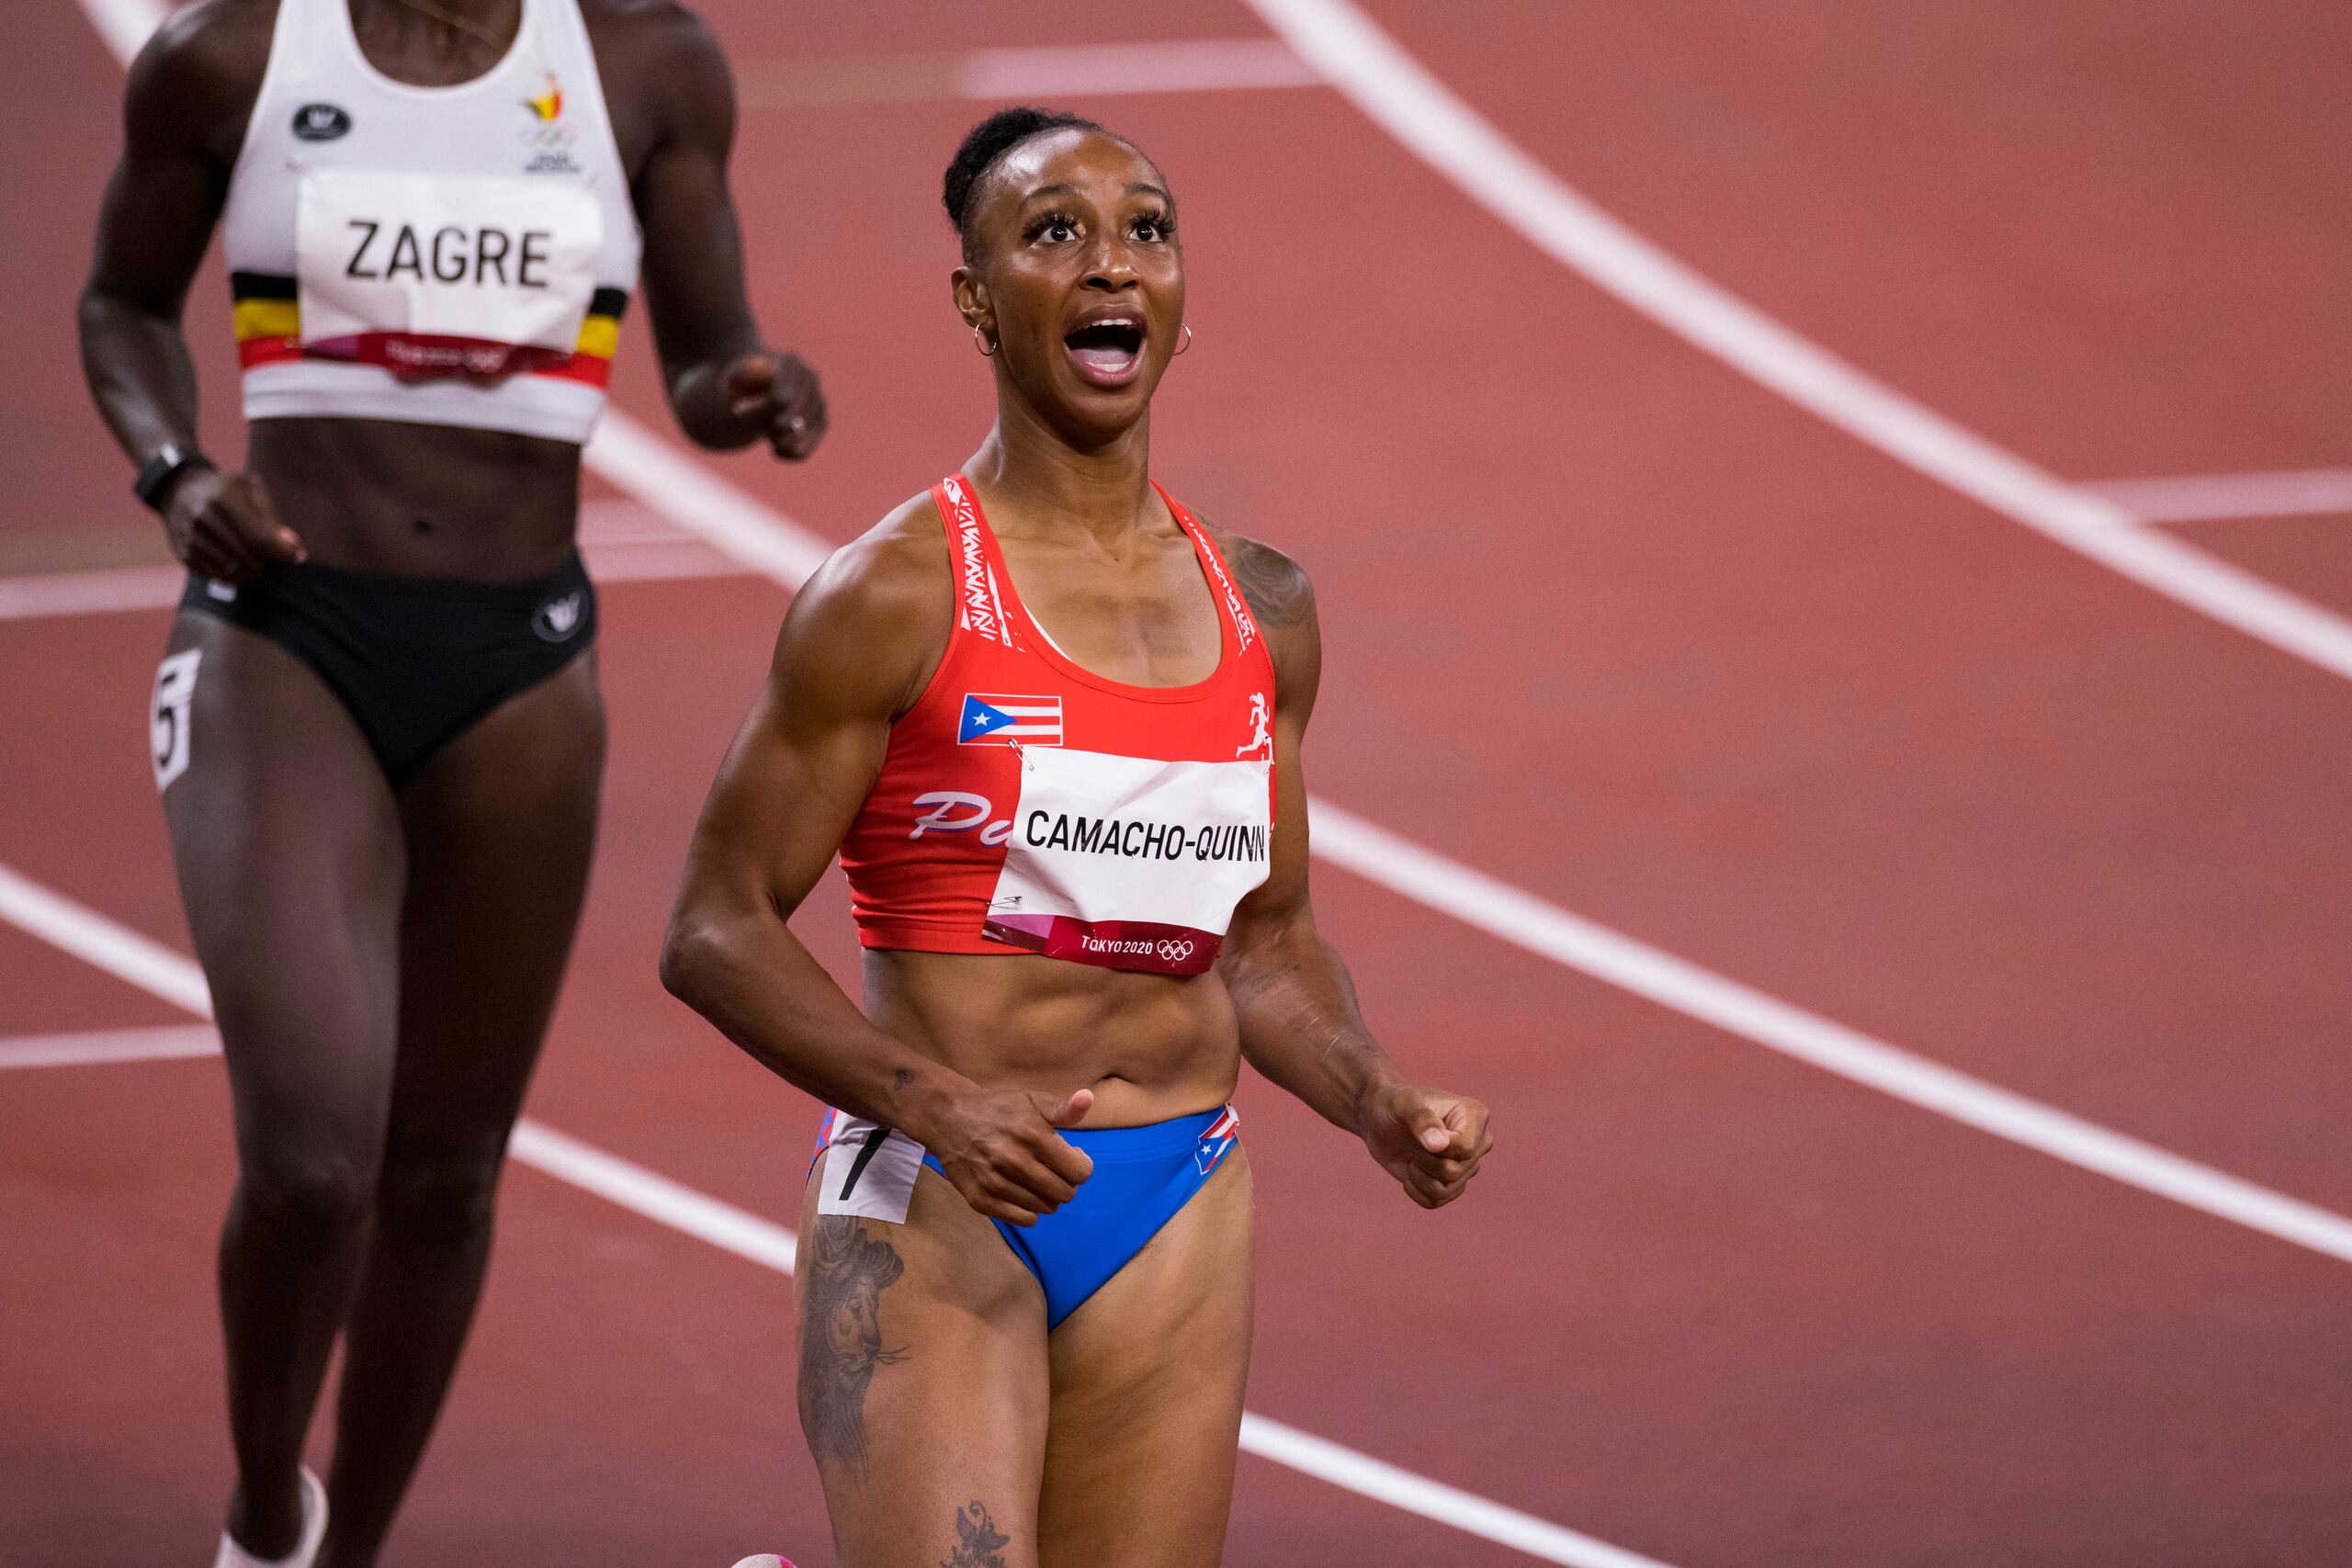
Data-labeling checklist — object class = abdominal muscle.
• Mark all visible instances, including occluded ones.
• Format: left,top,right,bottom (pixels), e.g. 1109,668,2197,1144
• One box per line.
862,948,1242,1129
249,417,583,581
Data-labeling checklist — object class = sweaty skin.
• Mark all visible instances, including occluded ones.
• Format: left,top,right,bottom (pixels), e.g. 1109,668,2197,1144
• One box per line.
76,3,823,1563
663,126,1491,1568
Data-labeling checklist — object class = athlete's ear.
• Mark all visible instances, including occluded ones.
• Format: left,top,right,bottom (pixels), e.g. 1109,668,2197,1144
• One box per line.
951,265,995,344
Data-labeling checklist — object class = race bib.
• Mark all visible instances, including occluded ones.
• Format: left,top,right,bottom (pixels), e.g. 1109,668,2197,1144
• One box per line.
984,747,1272,975
296,169,601,379
151,649,200,792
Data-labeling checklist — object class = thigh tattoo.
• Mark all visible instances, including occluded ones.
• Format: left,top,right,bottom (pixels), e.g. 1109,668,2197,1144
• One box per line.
798,1216,909,1473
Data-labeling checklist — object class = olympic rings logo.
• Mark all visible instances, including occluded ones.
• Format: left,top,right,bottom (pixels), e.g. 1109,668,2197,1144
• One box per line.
1156,939,1195,964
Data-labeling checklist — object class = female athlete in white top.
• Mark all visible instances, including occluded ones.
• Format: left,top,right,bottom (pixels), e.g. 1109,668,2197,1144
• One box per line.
79,1,824,1562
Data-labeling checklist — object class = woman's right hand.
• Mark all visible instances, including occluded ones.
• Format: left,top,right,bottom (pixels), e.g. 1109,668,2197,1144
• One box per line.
918,1086,1096,1226
164,467,305,584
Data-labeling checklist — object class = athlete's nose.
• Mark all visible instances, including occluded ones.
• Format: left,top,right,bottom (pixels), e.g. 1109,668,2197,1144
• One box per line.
1080,232,1141,291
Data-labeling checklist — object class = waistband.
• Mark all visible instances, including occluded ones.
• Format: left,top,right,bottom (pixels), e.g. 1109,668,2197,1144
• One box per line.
189,549,589,607
819,1102,1236,1166
1057,1104,1234,1163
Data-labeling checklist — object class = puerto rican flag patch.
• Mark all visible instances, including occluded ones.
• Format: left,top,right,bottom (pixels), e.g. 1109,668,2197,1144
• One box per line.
958,693,1064,746
1195,1105,1240,1176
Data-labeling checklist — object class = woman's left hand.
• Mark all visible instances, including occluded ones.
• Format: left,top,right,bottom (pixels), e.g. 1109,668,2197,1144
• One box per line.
1356,1082,1492,1209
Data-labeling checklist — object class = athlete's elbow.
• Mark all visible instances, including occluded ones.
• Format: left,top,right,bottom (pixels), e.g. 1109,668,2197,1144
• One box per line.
77,284,172,339
75,288,134,364
657,910,729,1011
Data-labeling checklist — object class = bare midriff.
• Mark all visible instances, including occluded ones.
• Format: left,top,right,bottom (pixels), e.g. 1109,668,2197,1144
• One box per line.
248,417,582,581
863,948,1241,1128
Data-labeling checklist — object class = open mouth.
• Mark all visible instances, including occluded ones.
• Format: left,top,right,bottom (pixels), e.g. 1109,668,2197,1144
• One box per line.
1062,317,1147,385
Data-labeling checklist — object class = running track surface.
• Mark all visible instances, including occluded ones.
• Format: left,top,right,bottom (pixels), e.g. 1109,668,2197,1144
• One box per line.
6,3,2351,1563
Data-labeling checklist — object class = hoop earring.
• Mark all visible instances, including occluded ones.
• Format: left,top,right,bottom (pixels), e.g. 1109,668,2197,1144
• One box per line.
1172,324,1193,356
972,325,997,358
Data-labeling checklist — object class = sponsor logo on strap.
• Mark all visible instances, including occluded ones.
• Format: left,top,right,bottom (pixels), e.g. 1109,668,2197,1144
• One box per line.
1181,513,1258,656
939,478,1015,649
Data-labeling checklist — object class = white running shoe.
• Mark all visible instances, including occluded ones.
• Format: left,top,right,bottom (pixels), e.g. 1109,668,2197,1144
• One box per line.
212,1467,326,1568
729,1557,794,1567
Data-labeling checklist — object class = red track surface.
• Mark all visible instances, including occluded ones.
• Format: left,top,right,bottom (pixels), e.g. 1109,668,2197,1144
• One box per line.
6,2,2351,1563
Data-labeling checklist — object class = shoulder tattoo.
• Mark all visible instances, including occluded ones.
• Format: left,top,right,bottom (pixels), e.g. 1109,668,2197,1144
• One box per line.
1224,534,1314,630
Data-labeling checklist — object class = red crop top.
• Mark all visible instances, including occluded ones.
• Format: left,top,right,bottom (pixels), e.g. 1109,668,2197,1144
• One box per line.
837,475,1278,976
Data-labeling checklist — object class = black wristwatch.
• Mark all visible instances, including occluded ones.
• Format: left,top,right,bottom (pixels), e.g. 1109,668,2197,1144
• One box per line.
134,442,213,513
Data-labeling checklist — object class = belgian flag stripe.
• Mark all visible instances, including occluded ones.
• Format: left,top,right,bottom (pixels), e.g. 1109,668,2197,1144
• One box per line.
230,273,630,323
229,271,299,302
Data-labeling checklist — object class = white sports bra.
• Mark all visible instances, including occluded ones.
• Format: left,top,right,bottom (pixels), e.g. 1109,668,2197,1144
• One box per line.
219,0,642,445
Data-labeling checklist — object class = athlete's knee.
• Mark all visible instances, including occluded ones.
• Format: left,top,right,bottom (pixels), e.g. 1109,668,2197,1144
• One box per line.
237,1142,374,1244
373,1138,506,1252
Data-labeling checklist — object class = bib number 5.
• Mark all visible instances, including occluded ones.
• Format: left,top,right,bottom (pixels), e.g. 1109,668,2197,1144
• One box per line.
151,649,201,792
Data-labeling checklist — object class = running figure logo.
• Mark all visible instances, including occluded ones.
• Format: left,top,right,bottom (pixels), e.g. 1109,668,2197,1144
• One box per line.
1237,691,1272,760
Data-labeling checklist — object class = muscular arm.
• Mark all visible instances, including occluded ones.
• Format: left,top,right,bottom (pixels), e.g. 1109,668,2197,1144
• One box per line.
662,529,958,1118
78,0,300,579
1214,533,1492,1209
620,5,825,456
80,3,243,468
661,516,1091,1223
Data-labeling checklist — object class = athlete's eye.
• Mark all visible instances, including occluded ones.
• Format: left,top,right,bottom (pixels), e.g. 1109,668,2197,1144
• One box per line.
1026,211,1080,244
1130,211,1172,243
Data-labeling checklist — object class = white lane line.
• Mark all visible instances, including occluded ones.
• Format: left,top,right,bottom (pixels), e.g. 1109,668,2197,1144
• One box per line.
2086,468,2352,525
0,863,213,1014
583,416,832,586
1239,0,2352,687
956,39,1322,97
740,39,1319,107
0,544,752,621
0,494,726,624
0,502,719,625
1306,803,2352,1265
0,564,186,620
1240,1416,1672,1568
0,1021,220,1069
74,0,154,65
0,856,1636,1568
505,1121,805,1274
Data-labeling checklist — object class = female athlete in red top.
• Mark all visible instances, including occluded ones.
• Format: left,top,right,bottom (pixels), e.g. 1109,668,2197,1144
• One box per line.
663,107,1491,1567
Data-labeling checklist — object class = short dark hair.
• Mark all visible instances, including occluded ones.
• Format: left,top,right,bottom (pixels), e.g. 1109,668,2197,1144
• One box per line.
942,107,1110,258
